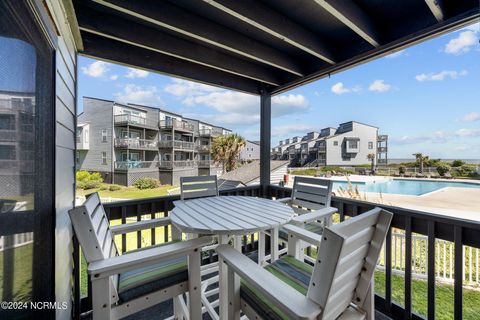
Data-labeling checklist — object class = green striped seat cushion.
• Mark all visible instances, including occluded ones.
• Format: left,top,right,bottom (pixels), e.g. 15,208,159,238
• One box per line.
279,222,324,241
118,241,188,302
240,255,313,320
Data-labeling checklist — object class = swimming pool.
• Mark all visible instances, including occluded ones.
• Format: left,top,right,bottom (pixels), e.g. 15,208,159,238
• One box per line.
332,179,480,196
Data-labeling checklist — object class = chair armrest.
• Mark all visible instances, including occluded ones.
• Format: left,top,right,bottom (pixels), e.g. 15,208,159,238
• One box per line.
216,245,321,320
283,224,322,246
291,207,337,224
275,197,291,204
110,217,171,235
88,236,213,279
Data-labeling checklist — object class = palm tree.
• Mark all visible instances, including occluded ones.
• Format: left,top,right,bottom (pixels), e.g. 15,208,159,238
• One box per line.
367,153,376,174
211,133,246,172
413,153,429,173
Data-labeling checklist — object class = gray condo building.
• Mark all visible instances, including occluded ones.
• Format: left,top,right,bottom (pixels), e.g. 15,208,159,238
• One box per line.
76,97,231,186
271,121,388,167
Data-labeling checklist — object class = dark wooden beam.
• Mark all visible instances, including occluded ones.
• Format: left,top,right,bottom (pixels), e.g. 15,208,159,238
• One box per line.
92,0,305,76
425,0,445,22
203,0,336,64
76,5,291,86
312,0,380,47
80,32,265,95
259,90,271,195
271,10,479,95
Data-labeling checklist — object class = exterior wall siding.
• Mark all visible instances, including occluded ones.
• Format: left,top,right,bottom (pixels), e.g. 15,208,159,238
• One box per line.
240,140,260,160
46,0,78,317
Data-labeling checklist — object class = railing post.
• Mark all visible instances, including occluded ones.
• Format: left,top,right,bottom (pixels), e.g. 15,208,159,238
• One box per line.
259,89,271,196
454,226,463,320
427,221,435,320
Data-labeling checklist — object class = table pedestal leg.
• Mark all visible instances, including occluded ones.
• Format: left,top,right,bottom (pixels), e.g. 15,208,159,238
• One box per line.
258,231,266,266
218,235,230,320
270,227,279,262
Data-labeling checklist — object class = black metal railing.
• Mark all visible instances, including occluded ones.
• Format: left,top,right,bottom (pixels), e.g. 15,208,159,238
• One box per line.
73,184,480,320
268,184,480,320
72,185,262,318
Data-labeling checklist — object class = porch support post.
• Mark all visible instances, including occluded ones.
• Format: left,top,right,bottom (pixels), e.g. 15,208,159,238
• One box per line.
260,89,271,196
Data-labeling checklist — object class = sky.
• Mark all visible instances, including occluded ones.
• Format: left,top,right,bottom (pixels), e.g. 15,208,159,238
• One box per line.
77,22,480,159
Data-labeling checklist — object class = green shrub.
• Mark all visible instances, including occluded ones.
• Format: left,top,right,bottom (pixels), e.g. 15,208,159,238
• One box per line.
99,184,108,191
437,164,451,176
76,170,103,183
452,165,476,178
76,170,91,182
451,160,466,167
83,180,101,190
108,184,122,191
133,177,160,190
399,166,406,175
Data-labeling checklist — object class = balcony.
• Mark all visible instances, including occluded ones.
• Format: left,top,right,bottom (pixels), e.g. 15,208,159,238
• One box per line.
378,135,388,142
158,140,195,150
114,114,158,129
197,159,217,167
159,119,194,132
72,184,480,320
158,160,196,169
198,128,222,137
378,146,388,153
196,144,211,152
114,138,158,150
114,161,159,170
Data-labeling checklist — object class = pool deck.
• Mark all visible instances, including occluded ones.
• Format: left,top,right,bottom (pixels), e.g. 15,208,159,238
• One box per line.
289,175,480,222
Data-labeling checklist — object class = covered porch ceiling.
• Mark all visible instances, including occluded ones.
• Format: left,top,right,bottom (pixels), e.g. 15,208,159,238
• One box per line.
72,0,479,96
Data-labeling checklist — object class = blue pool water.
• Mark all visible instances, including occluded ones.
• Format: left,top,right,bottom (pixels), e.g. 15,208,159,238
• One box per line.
332,179,480,196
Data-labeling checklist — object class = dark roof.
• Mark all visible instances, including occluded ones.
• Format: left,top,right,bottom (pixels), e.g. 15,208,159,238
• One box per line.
218,160,289,187
73,0,478,95
248,140,260,145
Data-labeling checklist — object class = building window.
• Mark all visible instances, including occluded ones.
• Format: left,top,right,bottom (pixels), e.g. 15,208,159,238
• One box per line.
0,145,16,160
0,114,15,130
101,129,107,142
102,152,107,165
368,142,373,149
76,151,79,165
348,140,358,148
333,141,338,146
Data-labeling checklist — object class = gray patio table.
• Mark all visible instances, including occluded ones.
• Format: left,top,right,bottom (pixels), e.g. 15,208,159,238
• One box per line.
171,195,294,319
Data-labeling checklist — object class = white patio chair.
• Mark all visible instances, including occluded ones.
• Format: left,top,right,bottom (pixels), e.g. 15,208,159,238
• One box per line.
217,207,393,320
259,176,337,264
69,192,212,320
180,175,219,200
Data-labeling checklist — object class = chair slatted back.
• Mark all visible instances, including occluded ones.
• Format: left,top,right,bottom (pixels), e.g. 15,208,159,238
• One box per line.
180,175,219,200
69,193,119,302
307,207,392,319
291,176,332,210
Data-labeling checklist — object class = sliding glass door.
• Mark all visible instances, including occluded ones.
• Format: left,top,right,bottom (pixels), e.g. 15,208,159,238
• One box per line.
0,1,55,318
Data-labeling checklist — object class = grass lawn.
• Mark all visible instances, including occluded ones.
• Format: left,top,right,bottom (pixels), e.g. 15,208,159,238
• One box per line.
375,271,480,320
0,243,33,302
76,185,174,199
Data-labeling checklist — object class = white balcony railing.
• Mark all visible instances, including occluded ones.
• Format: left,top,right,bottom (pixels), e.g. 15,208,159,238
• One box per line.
197,160,216,167
159,119,194,132
159,160,196,169
198,128,222,137
114,161,159,170
196,144,211,152
115,138,158,150
114,114,158,128
158,140,195,150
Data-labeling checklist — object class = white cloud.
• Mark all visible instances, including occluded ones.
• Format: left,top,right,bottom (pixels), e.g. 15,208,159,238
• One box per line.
331,82,360,95
385,49,405,58
271,124,317,137
368,80,392,92
462,112,480,122
81,61,109,78
444,31,478,55
109,74,119,80
114,84,163,106
164,79,221,96
415,70,467,81
125,68,149,78
455,128,480,137
183,91,308,118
